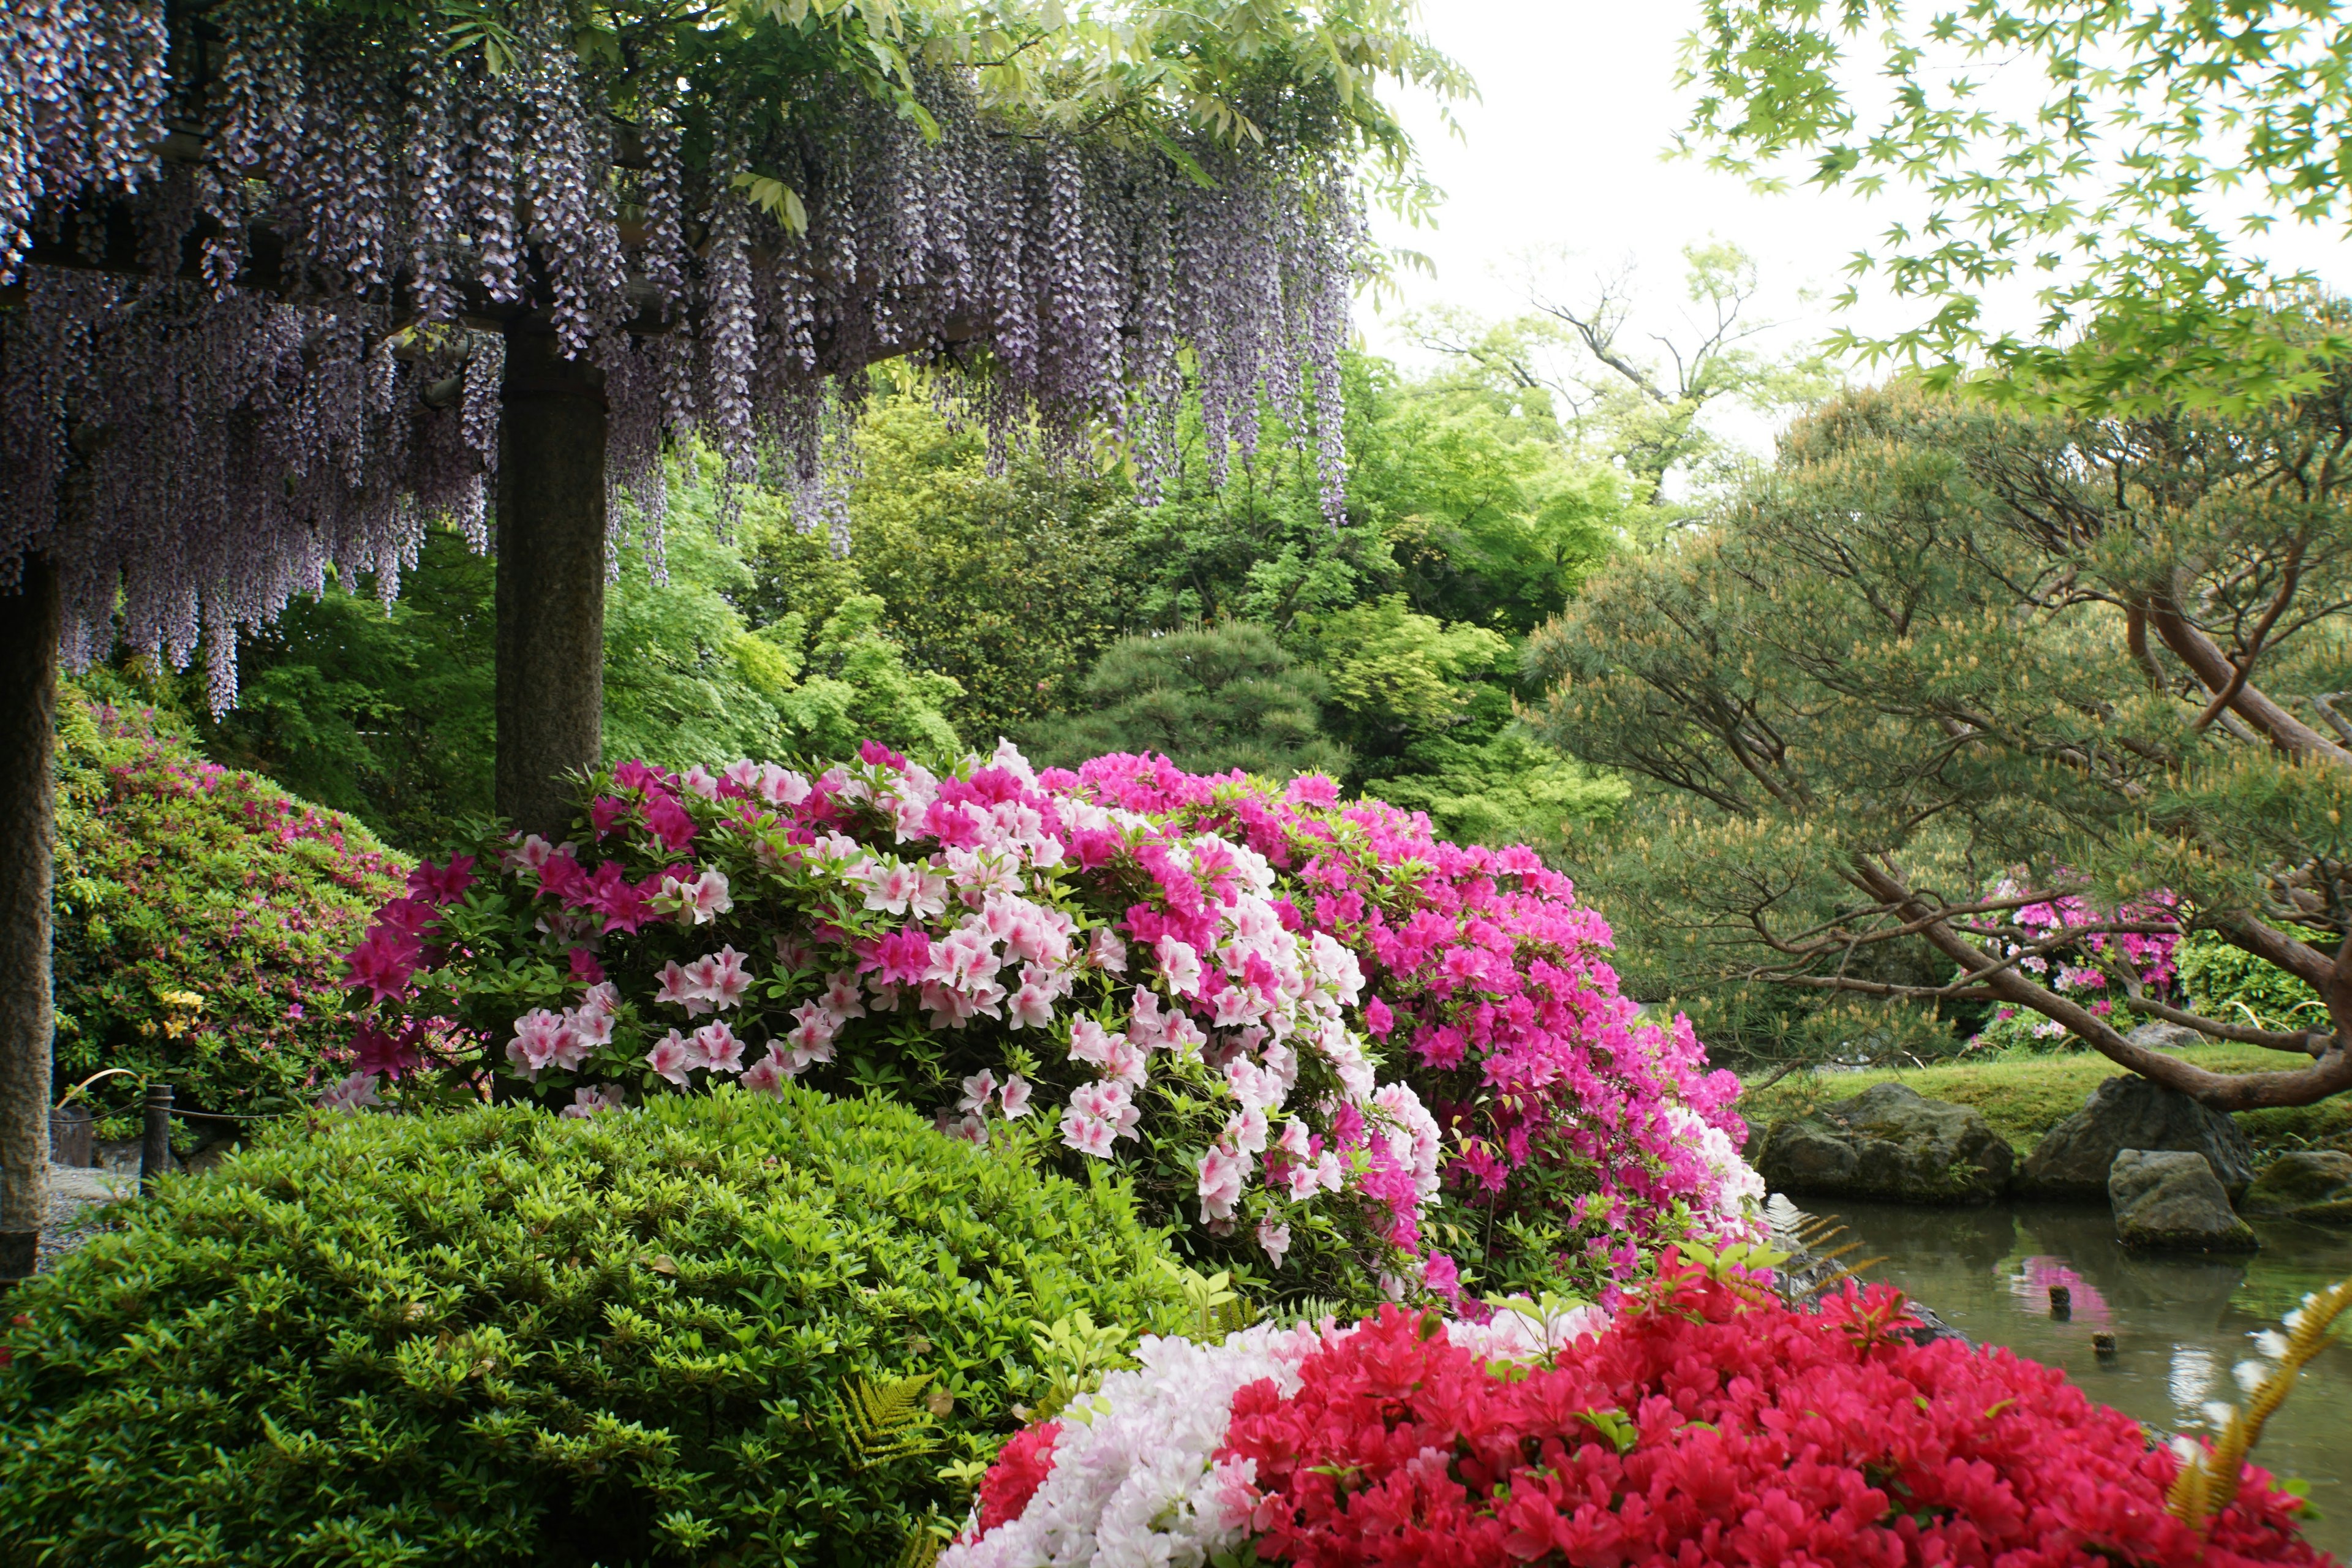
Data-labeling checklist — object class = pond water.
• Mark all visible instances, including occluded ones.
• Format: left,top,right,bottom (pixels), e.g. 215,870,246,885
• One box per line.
1815,1200,2352,1556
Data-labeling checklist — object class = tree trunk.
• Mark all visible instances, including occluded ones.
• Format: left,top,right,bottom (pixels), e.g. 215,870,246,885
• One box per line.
0,554,61,1283
495,319,608,842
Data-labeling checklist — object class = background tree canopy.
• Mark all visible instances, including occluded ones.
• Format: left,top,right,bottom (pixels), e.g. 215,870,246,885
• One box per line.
1678,0,2352,412
1531,358,2352,1110
153,347,1629,854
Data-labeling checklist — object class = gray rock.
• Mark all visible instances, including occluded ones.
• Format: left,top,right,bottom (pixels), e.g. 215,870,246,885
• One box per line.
2239,1150,2352,1223
2110,1148,2258,1251
2022,1076,2255,1200
1755,1082,2015,1204
2124,1020,2207,1054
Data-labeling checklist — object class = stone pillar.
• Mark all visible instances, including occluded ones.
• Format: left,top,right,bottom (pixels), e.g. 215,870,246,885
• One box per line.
0,554,61,1283
494,320,608,841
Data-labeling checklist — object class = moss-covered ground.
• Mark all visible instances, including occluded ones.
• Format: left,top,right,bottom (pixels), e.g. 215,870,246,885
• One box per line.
1735,1044,2352,1158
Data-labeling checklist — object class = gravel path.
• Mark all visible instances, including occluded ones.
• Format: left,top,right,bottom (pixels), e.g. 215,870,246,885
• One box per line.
33,1164,137,1274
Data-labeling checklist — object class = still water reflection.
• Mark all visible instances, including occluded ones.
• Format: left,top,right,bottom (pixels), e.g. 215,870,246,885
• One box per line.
1820,1200,2352,1557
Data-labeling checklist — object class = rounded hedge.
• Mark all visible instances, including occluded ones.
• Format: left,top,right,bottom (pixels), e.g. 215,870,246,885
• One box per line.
0,1089,1193,1566
51,688,410,1137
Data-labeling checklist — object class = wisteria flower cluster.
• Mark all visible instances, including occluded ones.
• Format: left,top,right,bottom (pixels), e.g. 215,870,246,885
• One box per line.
342,744,1754,1298
949,1268,2332,1568
2,0,1362,704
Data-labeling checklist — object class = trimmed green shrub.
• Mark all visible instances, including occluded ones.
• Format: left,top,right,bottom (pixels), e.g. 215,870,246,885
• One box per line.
2177,930,2329,1036
51,688,412,1137
0,1090,1193,1567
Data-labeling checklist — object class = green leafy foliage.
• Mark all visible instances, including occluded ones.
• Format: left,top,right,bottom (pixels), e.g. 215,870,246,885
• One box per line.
1678,0,2352,410
1023,620,1349,778
1407,241,1832,537
197,529,497,848
1528,368,2352,1105
0,1090,1193,1566
179,350,1630,858
2178,933,2329,1038
48,688,411,1139
741,393,1153,740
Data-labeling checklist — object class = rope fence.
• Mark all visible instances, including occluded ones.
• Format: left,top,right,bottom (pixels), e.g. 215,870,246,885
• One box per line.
50,1082,306,1194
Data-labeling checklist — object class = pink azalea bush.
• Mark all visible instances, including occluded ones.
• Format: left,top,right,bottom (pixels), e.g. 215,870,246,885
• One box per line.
341,743,1753,1300
1974,876,2183,1049
946,1265,2333,1568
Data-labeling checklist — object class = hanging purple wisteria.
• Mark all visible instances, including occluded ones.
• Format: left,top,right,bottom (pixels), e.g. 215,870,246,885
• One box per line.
0,0,1366,703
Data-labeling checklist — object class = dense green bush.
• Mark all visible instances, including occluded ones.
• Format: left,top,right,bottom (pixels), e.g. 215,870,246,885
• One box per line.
0,1090,1193,1566
1024,620,1350,777
2177,931,2329,1035
51,689,410,1138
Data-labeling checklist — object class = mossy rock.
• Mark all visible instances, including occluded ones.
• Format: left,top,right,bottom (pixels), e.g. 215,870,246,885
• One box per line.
1754,1082,2014,1205
2109,1148,2259,1253
2241,1150,2352,1223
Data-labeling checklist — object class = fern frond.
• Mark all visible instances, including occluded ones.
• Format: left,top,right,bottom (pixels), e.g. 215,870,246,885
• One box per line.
894,1521,946,1568
835,1373,939,1471
2169,1275,2351,1527
1810,1256,1888,1294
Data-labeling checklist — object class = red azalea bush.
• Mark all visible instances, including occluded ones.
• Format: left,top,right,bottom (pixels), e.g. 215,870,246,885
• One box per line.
948,1267,2332,1568
1226,1283,2326,1567
341,744,1754,1302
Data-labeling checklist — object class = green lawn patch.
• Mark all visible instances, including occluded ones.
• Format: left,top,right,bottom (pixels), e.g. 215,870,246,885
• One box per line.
1736,1046,2352,1157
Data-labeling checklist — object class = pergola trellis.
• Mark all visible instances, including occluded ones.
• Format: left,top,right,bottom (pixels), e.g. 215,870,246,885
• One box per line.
0,0,1455,1278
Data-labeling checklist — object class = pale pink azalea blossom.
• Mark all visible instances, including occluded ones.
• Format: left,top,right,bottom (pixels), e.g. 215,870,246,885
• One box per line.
704,946,754,1009
1006,983,1054,1029
1126,988,1170,1047
1070,1080,1139,1139
679,764,721,801
1284,1158,1324,1202
317,1070,380,1111
565,1004,616,1050
1278,1118,1314,1162
646,1030,696,1087
1088,927,1128,971
693,1021,745,1073
785,1038,835,1074
1198,1144,1246,1220
1161,1011,1208,1057
655,959,712,1017
952,1110,990,1147
821,971,867,1019
999,1074,1034,1119
562,1084,626,1118
505,832,556,872
739,1052,790,1096
686,869,732,922
1227,1106,1269,1156
788,999,840,1044
1069,1017,1125,1067
1059,1109,1115,1158
1100,1037,1149,1086
958,1070,998,1114
861,861,923,914
508,1009,573,1072
1257,1217,1292,1267
682,954,724,999
757,764,811,807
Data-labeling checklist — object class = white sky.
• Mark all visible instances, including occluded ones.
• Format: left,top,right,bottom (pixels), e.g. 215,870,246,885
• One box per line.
1362,0,2352,424
1360,0,1893,375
